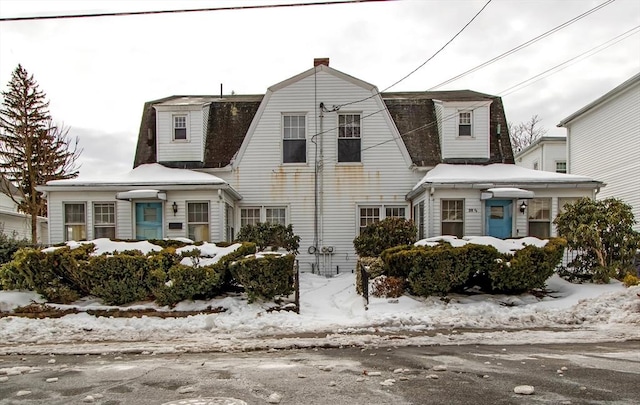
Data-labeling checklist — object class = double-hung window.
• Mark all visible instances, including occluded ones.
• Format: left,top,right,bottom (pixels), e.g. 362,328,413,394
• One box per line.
359,207,380,234
528,198,551,238
441,200,464,237
240,208,261,228
338,113,361,162
458,111,472,136
93,202,115,239
266,207,286,225
283,115,306,163
64,203,86,241
556,161,567,173
187,202,209,242
385,206,406,219
173,115,187,141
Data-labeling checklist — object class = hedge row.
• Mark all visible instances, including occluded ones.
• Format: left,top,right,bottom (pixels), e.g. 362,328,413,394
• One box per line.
375,238,567,296
0,241,297,307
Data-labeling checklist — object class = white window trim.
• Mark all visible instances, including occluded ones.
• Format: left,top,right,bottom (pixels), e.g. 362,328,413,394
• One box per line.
457,110,473,138
172,113,190,142
63,201,87,241
337,112,363,165
239,205,289,228
186,201,210,242
555,160,567,173
355,203,409,234
281,113,308,165
92,201,116,240
441,199,464,236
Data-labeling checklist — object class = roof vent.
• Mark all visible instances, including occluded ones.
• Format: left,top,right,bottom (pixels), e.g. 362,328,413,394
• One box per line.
314,58,329,67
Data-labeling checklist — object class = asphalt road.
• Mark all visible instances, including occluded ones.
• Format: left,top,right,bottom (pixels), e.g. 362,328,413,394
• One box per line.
1,341,639,405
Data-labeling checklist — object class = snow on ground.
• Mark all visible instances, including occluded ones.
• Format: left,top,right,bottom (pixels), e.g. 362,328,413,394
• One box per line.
1,272,638,355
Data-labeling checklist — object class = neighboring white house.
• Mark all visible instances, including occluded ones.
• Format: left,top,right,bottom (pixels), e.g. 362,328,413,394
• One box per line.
1,176,48,244
41,59,602,274
515,135,567,173
558,72,640,232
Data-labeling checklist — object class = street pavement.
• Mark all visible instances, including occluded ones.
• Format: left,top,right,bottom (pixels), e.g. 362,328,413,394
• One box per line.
1,341,639,405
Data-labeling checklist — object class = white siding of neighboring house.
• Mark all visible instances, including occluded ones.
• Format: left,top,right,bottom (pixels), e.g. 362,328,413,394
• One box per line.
215,68,421,274
0,193,48,244
566,80,640,231
516,139,566,172
156,108,205,163
438,101,492,160
46,190,226,244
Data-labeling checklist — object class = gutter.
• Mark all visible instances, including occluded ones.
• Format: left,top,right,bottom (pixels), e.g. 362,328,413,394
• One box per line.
406,181,604,200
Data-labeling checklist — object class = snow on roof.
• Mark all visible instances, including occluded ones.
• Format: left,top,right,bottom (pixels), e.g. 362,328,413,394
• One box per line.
44,164,227,187
414,163,598,190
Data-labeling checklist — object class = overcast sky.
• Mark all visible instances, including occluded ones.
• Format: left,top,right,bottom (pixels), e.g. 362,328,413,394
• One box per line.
1,0,639,178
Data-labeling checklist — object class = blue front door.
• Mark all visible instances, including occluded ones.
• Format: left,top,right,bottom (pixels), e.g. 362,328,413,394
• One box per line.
485,200,513,239
135,202,163,240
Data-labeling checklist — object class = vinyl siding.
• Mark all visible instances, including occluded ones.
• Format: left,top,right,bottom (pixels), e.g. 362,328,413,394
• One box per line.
516,141,566,172
216,69,421,273
440,102,491,160
156,109,204,162
567,81,640,231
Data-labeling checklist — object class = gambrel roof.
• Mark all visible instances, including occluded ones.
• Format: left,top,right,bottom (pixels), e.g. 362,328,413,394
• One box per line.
134,80,513,169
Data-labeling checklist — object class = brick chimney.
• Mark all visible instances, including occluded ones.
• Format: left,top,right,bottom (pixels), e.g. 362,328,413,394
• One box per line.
314,58,330,67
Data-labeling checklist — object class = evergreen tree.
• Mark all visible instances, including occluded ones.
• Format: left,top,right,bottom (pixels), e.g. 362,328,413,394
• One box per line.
0,64,81,243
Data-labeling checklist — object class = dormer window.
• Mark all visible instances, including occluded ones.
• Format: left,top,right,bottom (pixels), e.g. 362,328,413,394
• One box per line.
458,111,472,136
173,115,187,141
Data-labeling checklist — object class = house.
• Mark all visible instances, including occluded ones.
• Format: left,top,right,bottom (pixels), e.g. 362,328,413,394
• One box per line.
40,59,602,274
514,135,567,173
1,176,48,244
558,72,640,232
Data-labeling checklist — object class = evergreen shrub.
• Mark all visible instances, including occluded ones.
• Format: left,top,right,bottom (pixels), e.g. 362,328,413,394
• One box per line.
353,218,417,257
407,245,472,296
230,254,295,302
84,252,151,305
236,223,300,253
355,256,384,295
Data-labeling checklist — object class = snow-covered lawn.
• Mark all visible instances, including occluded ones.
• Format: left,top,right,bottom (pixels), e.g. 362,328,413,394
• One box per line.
1,236,638,354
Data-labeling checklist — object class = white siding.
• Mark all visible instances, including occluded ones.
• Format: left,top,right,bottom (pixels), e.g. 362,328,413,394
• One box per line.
440,102,491,160
516,141,566,172
516,147,542,171
156,109,205,162
215,69,421,273
567,80,640,231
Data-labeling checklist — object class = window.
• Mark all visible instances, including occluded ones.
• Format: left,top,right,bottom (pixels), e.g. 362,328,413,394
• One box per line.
414,201,425,240
173,115,187,141
359,207,380,234
64,203,86,241
441,200,464,238
556,161,567,173
385,206,406,219
266,207,286,225
93,202,115,239
240,208,261,228
458,111,472,136
283,115,306,163
528,198,551,238
225,204,234,242
338,113,361,162
187,202,209,242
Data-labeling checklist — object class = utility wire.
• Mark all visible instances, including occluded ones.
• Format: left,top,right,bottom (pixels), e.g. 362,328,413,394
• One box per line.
427,0,616,90
335,0,492,109
0,0,395,22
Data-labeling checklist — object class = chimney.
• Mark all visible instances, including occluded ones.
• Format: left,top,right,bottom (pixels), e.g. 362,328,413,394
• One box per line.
314,58,330,67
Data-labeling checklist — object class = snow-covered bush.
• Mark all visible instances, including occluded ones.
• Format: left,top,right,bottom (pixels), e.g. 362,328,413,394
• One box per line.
353,218,417,257
229,254,295,302
84,252,151,305
407,245,474,296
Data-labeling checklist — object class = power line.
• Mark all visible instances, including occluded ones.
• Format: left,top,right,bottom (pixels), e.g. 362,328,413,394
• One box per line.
0,0,396,22
427,0,616,90
335,0,493,109
354,25,639,157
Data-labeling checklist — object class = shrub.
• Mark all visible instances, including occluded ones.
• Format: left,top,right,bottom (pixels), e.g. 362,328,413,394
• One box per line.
353,218,417,257
0,228,32,265
487,238,566,293
83,253,151,305
371,276,405,298
235,223,300,253
460,244,503,291
152,263,225,307
623,273,640,287
407,245,472,297
555,197,640,282
230,254,295,302
380,245,419,278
